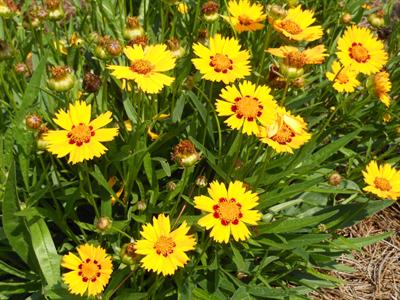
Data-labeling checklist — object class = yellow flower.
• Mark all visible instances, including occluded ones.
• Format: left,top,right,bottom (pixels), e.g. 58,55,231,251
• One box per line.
326,61,360,93
371,71,391,107
177,2,188,14
225,0,266,33
362,160,400,200
337,25,388,75
267,45,327,68
54,40,68,55
192,34,251,84
135,214,196,276
43,101,119,164
216,80,277,135
70,32,83,47
258,106,311,154
108,44,176,94
271,5,323,42
194,181,261,243
61,244,113,297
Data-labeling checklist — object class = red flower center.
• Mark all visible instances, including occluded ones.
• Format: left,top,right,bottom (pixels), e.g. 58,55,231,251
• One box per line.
154,236,176,257
209,54,233,73
271,124,295,145
348,42,370,63
78,258,102,283
67,123,95,147
238,16,254,26
231,95,263,121
213,197,243,226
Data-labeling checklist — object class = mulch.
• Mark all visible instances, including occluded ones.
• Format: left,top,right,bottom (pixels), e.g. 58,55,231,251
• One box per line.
312,202,400,300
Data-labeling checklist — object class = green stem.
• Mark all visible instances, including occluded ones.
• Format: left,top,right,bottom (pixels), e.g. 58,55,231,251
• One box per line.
254,147,272,187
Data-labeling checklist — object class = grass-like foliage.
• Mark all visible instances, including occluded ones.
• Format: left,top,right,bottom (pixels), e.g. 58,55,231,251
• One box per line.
0,0,399,299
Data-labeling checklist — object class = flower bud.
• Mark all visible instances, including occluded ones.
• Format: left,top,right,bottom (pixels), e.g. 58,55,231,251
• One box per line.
167,38,185,59
95,216,112,232
195,176,207,188
25,113,42,130
171,139,201,167
137,200,147,211
94,36,111,60
202,1,219,22
166,181,177,191
24,6,47,28
106,39,123,57
0,0,18,18
47,66,75,92
234,159,244,170
318,223,328,233
123,16,144,40
368,13,385,28
183,75,195,90
341,13,352,24
15,63,31,78
286,0,299,8
37,135,49,150
198,29,209,46
120,243,139,265
280,63,304,80
83,72,101,93
328,172,342,186
127,35,148,48
45,0,65,21
124,120,133,132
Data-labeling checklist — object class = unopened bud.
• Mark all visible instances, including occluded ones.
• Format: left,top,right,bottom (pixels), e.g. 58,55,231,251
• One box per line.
123,16,145,40
195,176,207,188
166,181,177,191
342,13,352,24
106,39,123,57
171,139,201,167
47,66,75,92
25,113,43,130
202,1,219,22
292,77,305,88
128,35,148,48
137,200,147,211
368,13,385,28
120,243,139,265
95,216,112,232
83,72,101,93
45,0,65,21
329,172,342,186
167,38,185,59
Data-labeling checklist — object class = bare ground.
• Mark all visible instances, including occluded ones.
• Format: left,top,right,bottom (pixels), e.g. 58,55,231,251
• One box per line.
312,202,400,300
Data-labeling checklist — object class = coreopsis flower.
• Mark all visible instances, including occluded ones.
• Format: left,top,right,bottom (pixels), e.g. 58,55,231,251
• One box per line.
194,181,261,243
135,214,196,276
336,25,388,75
43,101,119,164
362,160,400,200
225,0,266,33
61,244,113,297
70,32,83,47
326,61,360,93
267,45,327,79
215,81,277,135
0,0,18,18
369,71,391,107
271,5,323,42
192,34,251,84
258,106,311,154
108,44,176,94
